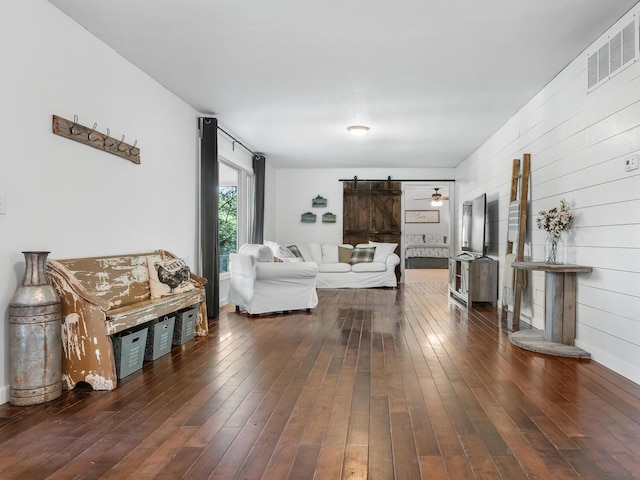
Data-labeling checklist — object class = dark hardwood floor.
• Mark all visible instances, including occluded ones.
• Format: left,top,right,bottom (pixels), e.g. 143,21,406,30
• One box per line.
2,281,640,479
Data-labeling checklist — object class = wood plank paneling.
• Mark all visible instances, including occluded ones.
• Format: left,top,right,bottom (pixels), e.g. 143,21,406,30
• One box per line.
455,5,640,386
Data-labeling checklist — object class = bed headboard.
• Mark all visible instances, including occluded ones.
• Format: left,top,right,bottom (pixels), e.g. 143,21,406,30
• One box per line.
405,234,447,245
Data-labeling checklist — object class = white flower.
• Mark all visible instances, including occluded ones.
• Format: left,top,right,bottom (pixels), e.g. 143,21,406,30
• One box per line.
536,199,573,241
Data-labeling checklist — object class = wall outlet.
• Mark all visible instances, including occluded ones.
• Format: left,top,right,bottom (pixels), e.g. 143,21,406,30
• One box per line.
625,154,639,172
0,193,6,215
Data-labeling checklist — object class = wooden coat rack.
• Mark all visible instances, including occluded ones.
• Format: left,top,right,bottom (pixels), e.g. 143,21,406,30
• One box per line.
52,115,141,164
501,154,530,330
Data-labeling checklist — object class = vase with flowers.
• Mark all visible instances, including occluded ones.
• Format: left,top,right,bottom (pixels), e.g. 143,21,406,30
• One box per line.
536,199,573,264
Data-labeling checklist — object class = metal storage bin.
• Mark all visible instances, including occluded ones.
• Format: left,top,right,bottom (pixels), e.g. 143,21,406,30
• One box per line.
113,327,148,379
172,307,197,345
144,315,175,361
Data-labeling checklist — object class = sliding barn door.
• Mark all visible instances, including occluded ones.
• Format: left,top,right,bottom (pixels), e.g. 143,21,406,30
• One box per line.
343,180,402,279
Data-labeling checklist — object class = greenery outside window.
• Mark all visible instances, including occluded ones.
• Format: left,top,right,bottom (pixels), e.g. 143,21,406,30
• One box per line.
219,160,253,274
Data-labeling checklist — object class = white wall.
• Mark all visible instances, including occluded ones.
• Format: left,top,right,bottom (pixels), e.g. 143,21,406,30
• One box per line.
455,5,640,384
0,1,201,403
271,168,455,246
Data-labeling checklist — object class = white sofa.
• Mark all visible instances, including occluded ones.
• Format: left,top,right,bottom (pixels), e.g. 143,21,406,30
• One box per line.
268,241,400,289
228,245,319,315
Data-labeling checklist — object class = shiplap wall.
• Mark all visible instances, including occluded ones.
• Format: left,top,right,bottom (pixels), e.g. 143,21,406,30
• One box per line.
455,6,640,384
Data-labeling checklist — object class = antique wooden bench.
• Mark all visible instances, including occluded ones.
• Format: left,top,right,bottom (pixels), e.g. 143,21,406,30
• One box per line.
46,250,207,391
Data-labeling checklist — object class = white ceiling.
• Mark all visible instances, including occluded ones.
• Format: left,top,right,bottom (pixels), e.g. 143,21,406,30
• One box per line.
48,0,638,169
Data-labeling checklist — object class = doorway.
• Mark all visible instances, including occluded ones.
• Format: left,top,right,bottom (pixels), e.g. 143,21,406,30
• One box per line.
402,182,454,283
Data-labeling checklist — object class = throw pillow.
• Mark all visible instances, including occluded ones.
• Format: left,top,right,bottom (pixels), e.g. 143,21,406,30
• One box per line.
147,255,195,298
238,244,273,262
266,241,297,259
278,245,297,259
287,245,305,260
349,246,376,265
321,244,339,263
368,241,398,263
338,246,353,263
405,234,425,245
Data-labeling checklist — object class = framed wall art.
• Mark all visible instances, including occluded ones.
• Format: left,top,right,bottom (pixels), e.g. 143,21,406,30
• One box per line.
405,210,440,223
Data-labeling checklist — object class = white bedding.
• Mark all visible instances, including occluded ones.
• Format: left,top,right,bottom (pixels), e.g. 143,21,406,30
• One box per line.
405,245,450,258
404,234,449,258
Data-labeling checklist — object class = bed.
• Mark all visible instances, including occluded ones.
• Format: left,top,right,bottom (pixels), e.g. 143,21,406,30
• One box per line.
404,234,450,269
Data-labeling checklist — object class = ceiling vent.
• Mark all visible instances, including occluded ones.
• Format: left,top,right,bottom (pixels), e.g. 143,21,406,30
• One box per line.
587,15,637,92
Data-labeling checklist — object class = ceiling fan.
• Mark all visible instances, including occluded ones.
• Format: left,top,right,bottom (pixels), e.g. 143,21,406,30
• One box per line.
414,188,449,206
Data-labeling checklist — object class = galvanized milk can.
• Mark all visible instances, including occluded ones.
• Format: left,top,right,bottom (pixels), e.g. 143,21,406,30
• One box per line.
9,251,62,406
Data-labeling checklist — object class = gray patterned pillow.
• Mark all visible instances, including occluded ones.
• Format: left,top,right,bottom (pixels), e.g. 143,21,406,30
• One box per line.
278,245,297,258
349,246,376,265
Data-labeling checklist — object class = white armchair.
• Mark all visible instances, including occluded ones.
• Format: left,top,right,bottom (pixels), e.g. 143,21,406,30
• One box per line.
228,250,319,315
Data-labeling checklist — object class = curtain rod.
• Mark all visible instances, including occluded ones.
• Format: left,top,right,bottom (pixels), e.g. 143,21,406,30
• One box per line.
339,176,455,182
216,125,257,156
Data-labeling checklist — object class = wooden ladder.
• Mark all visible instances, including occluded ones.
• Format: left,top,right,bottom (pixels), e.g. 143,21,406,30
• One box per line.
501,154,530,330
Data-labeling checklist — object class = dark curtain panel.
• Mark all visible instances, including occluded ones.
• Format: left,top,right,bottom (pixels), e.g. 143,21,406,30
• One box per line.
251,154,266,244
200,117,219,319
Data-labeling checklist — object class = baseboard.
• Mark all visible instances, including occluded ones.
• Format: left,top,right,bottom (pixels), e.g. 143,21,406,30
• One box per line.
575,339,640,386
0,384,9,406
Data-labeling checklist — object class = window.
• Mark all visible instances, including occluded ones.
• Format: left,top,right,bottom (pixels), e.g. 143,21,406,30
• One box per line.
219,160,253,273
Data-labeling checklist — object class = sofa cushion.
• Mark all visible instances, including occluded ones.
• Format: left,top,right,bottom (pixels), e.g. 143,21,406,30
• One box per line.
368,241,398,263
349,246,376,265
318,263,352,273
296,243,323,264
321,244,338,263
338,245,353,263
352,261,387,273
322,244,353,263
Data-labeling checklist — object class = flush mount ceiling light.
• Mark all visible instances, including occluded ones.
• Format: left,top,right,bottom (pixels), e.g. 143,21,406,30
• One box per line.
347,125,370,136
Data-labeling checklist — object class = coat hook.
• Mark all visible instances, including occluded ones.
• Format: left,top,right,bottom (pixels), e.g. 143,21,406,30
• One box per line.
129,140,139,156
70,115,81,135
104,128,114,148
87,123,98,141
117,135,127,152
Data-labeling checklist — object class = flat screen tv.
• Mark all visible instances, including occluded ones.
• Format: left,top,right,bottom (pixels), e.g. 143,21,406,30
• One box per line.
461,193,486,256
